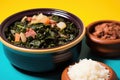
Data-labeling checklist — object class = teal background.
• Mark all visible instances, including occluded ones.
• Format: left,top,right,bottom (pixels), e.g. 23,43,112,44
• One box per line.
0,39,120,80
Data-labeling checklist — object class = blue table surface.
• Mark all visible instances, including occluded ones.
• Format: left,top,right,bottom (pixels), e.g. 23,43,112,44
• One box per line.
0,39,120,80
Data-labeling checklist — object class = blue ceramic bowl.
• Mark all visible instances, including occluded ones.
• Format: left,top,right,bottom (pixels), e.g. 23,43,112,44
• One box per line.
0,8,85,72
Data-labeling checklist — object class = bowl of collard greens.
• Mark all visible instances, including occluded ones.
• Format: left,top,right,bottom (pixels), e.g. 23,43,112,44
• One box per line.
0,8,85,72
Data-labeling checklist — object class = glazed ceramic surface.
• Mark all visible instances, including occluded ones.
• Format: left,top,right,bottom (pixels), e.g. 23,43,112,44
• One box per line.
86,20,120,58
61,62,118,80
0,8,85,72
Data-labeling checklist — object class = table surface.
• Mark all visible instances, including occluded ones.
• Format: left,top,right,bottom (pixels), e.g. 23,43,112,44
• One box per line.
0,0,120,80
0,38,120,80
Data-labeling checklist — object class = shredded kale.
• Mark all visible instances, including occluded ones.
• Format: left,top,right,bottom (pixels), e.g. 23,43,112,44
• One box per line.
5,15,79,49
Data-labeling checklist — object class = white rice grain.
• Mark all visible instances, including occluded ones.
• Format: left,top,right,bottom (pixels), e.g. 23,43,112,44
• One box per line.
67,59,109,80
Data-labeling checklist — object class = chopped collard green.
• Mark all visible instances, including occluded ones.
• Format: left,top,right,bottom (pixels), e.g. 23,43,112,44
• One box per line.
5,13,79,49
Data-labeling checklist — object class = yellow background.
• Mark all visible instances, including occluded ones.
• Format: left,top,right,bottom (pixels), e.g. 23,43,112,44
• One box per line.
0,0,120,26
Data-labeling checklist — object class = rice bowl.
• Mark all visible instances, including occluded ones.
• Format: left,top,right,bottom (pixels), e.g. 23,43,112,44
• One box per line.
61,59,118,80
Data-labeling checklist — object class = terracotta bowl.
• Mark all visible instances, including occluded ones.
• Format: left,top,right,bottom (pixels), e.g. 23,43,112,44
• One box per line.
61,62,118,80
86,20,120,58
0,8,86,72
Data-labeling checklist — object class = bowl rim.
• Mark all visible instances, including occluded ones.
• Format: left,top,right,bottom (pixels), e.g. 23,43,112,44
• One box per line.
61,61,118,80
0,8,86,54
86,20,120,44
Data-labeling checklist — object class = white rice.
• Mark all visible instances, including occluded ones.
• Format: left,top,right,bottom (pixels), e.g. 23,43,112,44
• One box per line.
67,59,110,80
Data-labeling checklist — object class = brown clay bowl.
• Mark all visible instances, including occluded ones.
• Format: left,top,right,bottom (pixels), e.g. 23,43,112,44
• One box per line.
86,20,120,58
61,62,118,80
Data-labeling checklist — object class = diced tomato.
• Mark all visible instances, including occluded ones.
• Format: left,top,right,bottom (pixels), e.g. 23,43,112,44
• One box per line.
40,17,50,25
15,33,20,42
